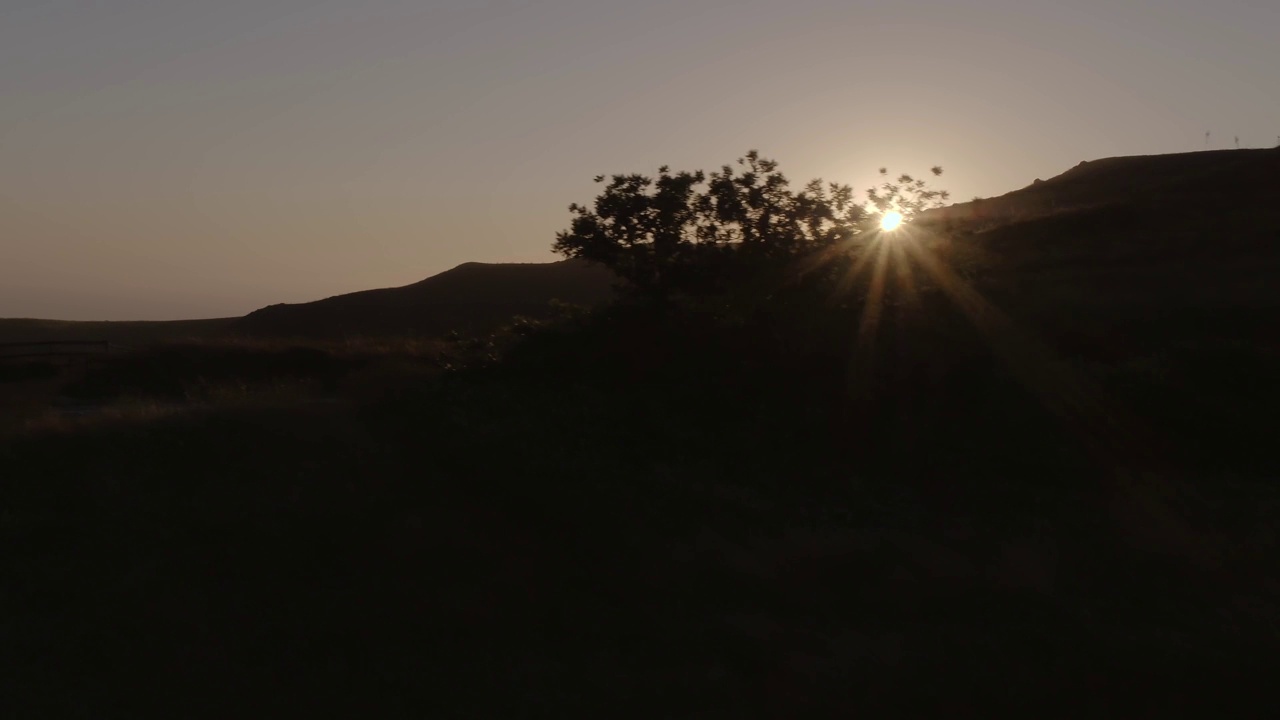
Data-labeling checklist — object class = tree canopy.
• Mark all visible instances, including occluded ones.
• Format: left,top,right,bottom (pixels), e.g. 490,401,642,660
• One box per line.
554,151,948,299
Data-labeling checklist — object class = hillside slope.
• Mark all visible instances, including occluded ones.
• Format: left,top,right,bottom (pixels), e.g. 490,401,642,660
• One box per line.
237,258,616,339
921,148,1280,318
929,147,1280,228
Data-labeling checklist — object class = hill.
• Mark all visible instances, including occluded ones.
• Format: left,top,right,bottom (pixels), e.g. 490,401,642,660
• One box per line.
1,260,614,344
5,149,1280,714
234,148,1278,340
7,149,1275,344
930,147,1279,228
235,258,616,339
0,317,236,345
922,148,1280,316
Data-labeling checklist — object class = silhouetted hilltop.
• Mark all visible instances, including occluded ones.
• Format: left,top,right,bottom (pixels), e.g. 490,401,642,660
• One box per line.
919,148,1280,316
237,258,616,339
928,147,1280,229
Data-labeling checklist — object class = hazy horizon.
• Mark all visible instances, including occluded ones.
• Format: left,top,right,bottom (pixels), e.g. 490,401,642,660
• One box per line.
4,0,1277,320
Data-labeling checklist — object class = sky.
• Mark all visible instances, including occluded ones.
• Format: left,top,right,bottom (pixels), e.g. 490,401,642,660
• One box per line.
3,0,1277,320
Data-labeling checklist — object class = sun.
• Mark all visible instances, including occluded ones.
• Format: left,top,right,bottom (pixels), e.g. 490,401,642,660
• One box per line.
880,210,904,232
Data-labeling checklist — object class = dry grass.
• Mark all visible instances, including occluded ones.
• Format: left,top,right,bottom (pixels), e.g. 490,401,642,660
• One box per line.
161,333,451,358
0,317,235,344
0,370,66,435
0,334,457,441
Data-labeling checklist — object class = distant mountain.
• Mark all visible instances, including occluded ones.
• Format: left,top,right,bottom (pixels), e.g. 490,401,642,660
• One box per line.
236,258,616,339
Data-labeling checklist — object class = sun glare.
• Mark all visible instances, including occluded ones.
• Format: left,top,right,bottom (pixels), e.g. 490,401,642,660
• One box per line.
880,211,904,232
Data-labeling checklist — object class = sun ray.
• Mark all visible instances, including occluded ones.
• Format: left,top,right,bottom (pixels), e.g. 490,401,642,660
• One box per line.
894,230,1216,555
898,229,1152,462
847,236,893,398
890,235,919,309
832,234,884,299
782,221,1199,552
791,241,850,280
800,210,1210,559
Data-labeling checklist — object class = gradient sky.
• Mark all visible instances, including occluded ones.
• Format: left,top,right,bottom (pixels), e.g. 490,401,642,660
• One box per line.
3,0,1277,319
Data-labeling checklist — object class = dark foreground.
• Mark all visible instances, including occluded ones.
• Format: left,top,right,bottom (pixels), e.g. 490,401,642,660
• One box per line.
3,294,1279,717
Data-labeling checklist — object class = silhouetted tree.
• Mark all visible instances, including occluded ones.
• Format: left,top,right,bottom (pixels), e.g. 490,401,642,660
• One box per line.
554,151,947,300
554,166,710,298
864,166,949,217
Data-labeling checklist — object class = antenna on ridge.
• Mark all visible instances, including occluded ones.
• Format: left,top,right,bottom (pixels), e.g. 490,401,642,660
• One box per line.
1204,131,1210,149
